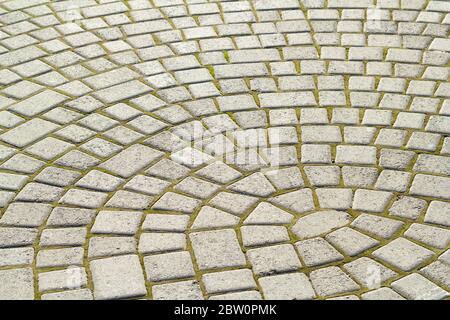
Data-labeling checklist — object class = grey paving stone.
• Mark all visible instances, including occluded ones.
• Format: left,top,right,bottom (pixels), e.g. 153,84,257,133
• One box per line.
292,210,352,239
247,244,301,276
90,255,147,300
343,257,398,289
351,214,404,239
0,227,38,248
101,145,163,178
1,0,449,301
362,288,406,300
203,269,257,294
144,251,194,282
310,266,360,297
392,274,449,300
152,280,204,300
209,291,261,300
295,237,344,267
192,206,240,230
326,227,379,256
40,227,87,247
0,203,52,227
91,211,142,235
373,238,435,271
241,226,289,247
190,229,246,270
41,289,93,300
88,237,136,259
269,189,315,214
425,201,450,227
0,268,34,300
0,247,34,267
38,267,87,292
404,223,450,249
259,273,316,300
0,118,59,148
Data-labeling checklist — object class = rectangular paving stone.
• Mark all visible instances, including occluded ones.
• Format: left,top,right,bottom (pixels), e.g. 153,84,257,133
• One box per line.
336,146,377,165
259,92,316,108
190,229,246,270
90,254,147,300
254,0,300,10
0,45,45,67
0,227,38,248
0,118,59,148
93,80,151,104
100,144,163,178
202,269,257,294
410,174,450,199
214,63,268,79
81,2,128,18
0,247,34,267
8,90,68,117
83,67,140,90
38,267,88,292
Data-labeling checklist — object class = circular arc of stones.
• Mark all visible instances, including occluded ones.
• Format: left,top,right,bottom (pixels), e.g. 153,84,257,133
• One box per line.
0,0,449,301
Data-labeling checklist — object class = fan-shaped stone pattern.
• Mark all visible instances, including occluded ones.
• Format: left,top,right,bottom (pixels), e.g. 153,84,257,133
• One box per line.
0,0,449,300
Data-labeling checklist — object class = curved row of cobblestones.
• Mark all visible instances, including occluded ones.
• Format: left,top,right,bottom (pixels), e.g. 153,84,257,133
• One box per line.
0,0,449,300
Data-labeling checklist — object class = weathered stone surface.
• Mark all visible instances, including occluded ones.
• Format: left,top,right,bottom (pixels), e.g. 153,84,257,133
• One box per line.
1,0,449,300
90,255,147,300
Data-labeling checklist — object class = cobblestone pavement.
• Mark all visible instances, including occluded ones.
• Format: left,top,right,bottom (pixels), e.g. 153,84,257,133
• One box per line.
0,0,449,301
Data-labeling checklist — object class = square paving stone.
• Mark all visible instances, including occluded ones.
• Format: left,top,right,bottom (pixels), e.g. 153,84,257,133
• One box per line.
424,201,450,227
325,227,379,256
372,238,434,271
0,268,34,300
420,261,450,288
90,254,147,300
259,273,316,300
144,251,195,282
190,229,246,270
388,196,427,220
343,257,398,289
247,244,301,276
310,266,360,297
295,238,344,267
